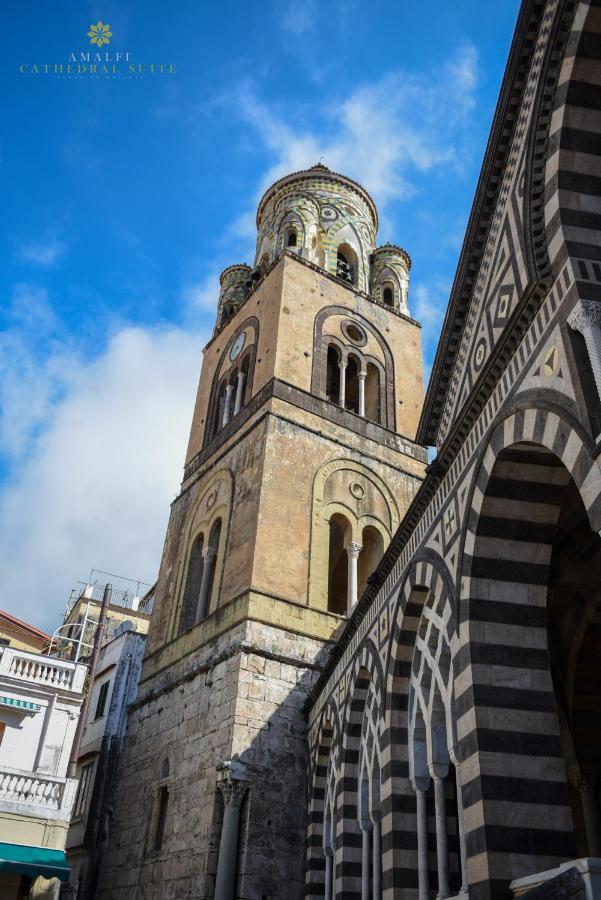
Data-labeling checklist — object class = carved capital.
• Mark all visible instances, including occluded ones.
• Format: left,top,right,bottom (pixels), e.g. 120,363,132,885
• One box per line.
217,777,249,808
338,359,347,371
567,763,601,793
429,763,450,781
202,546,218,561
358,370,367,381
411,775,430,794
567,300,601,334
347,542,363,559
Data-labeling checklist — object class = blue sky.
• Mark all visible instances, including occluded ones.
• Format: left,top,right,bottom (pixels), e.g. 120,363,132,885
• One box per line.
1,0,520,630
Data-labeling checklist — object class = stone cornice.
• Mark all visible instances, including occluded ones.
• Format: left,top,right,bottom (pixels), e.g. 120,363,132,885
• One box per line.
182,375,427,484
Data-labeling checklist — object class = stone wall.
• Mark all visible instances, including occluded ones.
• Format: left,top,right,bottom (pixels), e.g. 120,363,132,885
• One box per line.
99,618,331,900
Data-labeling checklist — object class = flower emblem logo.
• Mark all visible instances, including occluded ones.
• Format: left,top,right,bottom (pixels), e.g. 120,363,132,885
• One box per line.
87,21,113,47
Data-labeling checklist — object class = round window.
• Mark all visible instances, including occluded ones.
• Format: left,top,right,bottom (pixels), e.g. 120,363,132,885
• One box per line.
342,320,367,346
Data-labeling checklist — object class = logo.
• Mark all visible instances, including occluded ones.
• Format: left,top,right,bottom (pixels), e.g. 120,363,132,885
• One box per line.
87,21,113,48
19,18,176,79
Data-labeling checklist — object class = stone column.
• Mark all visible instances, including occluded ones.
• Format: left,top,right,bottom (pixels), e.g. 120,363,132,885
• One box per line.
412,777,430,900
452,760,468,896
214,776,249,900
324,846,334,900
194,547,217,624
432,772,450,899
568,300,601,405
360,819,372,900
358,370,367,417
372,816,382,900
233,372,246,417
222,383,235,427
576,766,601,857
338,360,347,409
346,542,362,615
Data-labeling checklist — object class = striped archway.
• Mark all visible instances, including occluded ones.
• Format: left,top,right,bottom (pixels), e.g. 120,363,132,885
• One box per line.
306,701,342,899
457,404,601,897
382,557,459,898
335,642,385,900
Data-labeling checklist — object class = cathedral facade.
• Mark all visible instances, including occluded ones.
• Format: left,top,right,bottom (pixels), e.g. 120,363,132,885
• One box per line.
306,1,601,898
99,0,601,898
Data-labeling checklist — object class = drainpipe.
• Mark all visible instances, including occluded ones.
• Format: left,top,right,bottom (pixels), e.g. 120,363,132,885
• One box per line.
68,583,111,778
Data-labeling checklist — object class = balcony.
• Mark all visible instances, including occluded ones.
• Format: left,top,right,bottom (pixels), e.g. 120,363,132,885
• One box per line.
0,647,87,694
0,766,77,820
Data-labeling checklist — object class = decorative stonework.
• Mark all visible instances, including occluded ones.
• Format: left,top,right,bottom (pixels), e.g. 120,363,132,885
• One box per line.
349,482,365,500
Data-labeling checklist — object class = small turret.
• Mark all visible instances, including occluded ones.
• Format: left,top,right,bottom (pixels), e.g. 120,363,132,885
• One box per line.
216,264,251,331
370,244,411,314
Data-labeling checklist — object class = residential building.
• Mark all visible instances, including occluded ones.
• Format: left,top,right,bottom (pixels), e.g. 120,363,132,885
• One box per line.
0,644,86,898
65,623,145,900
0,611,52,656
55,572,154,663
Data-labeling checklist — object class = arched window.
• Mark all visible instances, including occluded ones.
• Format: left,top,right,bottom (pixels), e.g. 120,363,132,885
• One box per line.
179,533,205,633
357,525,384,600
313,309,395,429
153,756,171,854
327,514,349,614
154,787,169,851
230,353,251,419
211,380,228,439
365,363,381,423
259,253,269,274
336,243,358,285
382,284,394,306
285,227,297,248
326,346,341,405
179,517,223,631
345,356,360,413
202,518,222,617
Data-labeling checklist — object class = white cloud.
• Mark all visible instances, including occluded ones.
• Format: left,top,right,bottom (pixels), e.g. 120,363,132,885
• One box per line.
0,323,206,632
19,233,68,266
182,273,221,314
230,42,479,214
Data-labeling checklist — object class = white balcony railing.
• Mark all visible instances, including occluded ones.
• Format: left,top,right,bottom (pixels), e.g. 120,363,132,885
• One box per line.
0,648,86,694
0,766,78,819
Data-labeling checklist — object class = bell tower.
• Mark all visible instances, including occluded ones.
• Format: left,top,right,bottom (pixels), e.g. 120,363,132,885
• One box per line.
100,165,427,900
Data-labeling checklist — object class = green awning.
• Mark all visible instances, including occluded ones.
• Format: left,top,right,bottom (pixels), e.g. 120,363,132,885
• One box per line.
0,696,40,713
0,843,70,882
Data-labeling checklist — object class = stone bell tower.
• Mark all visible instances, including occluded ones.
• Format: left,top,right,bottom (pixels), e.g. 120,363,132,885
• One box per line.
99,165,427,900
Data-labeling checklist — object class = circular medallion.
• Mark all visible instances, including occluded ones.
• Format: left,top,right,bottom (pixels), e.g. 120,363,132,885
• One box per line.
230,332,246,361
342,320,367,347
474,337,487,371
320,205,339,222
349,482,365,499
206,490,217,510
